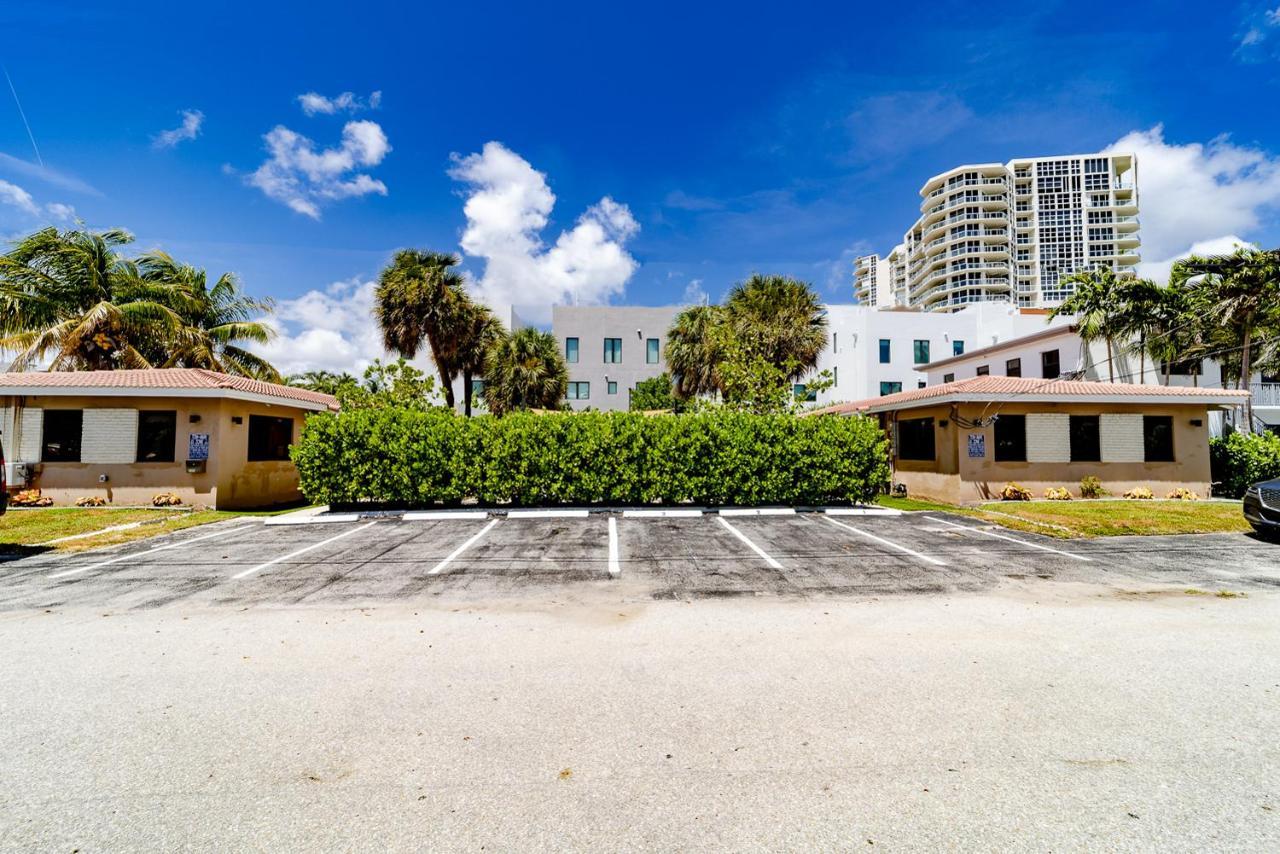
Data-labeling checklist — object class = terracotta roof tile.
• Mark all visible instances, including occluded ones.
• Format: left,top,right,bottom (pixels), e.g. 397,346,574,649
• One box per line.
0,369,339,410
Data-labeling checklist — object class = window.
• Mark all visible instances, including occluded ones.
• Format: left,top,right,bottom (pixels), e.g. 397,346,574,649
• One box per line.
913,339,930,364
943,373,955,384
1041,349,1060,379
976,365,990,376
1162,358,1199,377
470,379,485,399
603,338,622,363
1143,416,1174,462
1069,415,1101,462
879,381,902,396
833,366,838,387
994,414,1026,462
1005,358,1022,378
565,337,579,363
247,415,293,462
897,417,935,461
832,332,838,353
607,380,618,395
879,339,890,363
41,409,82,462
793,384,816,402
645,338,659,364
566,382,590,400
136,411,176,463
952,340,964,356
918,380,927,389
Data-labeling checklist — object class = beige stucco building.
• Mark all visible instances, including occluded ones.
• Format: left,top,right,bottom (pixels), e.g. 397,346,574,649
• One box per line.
0,370,338,509
811,376,1249,504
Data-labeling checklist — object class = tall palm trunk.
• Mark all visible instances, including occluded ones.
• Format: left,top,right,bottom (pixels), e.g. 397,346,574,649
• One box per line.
426,331,456,409
463,369,473,417
1105,338,1115,383
1137,333,1146,384
1241,322,1254,434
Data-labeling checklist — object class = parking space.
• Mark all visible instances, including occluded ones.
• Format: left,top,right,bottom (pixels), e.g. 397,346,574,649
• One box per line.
0,510,1277,612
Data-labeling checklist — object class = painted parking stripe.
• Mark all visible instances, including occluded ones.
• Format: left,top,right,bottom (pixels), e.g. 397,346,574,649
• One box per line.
507,509,590,519
607,517,621,577
823,507,903,516
719,508,796,517
232,521,379,580
403,510,490,521
927,516,1092,562
428,519,500,575
822,516,947,567
49,523,259,580
622,509,704,518
716,516,784,570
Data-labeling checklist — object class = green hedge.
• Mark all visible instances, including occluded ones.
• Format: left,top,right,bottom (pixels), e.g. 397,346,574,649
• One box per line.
291,410,889,507
1210,431,1280,498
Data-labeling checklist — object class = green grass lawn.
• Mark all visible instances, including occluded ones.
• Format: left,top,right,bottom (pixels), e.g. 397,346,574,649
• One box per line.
973,499,1249,538
0,505,302,554
875,495,965,513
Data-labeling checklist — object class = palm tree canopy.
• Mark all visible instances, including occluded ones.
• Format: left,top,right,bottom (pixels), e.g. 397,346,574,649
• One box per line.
723,274,828,374
482,327,568,415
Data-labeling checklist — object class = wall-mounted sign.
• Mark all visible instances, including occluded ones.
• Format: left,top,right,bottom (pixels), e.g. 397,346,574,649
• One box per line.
967,433,986,458
188,432,210,461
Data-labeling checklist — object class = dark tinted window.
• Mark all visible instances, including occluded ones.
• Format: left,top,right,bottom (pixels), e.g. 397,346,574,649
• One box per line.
994,414,1026,461
976,365,990,376
42,409,82,462
1069,415,1100,462
943,373,955,383
952,340,964,356
136,411,176,462
913,340,930,364
1041,349,1060,379
878,339,890,363
1143,415,1174,462
897,417,935,461
879,381,902,396
1005,358,1021,377
248,415,293,462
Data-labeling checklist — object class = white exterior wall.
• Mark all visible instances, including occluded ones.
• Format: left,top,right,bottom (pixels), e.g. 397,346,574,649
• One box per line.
81,409,138,464
1025,414,1069,462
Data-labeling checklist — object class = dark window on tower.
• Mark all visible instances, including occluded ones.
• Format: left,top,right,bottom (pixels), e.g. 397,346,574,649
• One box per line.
1069,415,1101,462
41,409,83,462
136,411,177,462
994,414,1027,462
1041,349,1061,379
1143,415,1175,462
896,417,935,461
248,415,294,462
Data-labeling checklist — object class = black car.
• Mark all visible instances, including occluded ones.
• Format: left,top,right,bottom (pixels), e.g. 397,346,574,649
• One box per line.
1242,479,1280,539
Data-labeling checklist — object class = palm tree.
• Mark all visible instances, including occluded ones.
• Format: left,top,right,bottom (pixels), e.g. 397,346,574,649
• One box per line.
723,273,828,377
1113,277,1162,383
453,298,504,417
136,251,280,380
0,227,188,370
373,250,466,408
1173,247,1280,432
666,304,728,399
288,370,358,395
482,328,568,415
1050,267,1127,382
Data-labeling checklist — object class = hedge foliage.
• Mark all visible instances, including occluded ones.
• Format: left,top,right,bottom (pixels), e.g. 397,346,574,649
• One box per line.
1210,431,1280,498
292,409,889,507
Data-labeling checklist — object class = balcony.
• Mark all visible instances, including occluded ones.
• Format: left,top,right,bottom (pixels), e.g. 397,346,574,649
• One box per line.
1251,384,1280,406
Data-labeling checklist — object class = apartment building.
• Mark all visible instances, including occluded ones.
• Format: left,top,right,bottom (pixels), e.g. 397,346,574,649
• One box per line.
856,152,1140,312
552,305,684,411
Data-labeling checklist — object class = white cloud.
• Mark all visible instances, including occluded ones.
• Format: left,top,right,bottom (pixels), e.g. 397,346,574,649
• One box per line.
297,90,382,116
1236,3,1280,61
1104,125,1280,280
250,277,391,376
45,202,77,222
449,141,639,323
152,109,204,149
1140,235,1253,285
0,179,40,216
681,278,708,305
245,119,390,219
0,153,101,196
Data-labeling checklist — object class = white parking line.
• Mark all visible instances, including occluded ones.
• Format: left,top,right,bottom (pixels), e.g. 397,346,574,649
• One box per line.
403,511,490,521
716,516,784,570
607,517,621,577
231,521,379,580
49,523,259,580
428,519,500,575
507,509,590,519
622,509,704,518
927,516,1092,562
719,508,796,517
823,507,903,516
822,516,947,567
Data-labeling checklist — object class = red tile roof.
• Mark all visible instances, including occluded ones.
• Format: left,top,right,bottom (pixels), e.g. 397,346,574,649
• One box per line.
0,369,339,411
807,375,1251,416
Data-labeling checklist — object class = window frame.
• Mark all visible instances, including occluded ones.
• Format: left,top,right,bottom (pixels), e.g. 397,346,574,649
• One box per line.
1005,357,1022,378
878,339,891,364
566,381,590,400
913,339,930,364
565,337,579,364
607,380,618,395
603,337,622,364
952,340,964,356
1143,415,1175,462
896,417,936,462
645,338,659,364
1041,349,1060,379
993,414,1027,462
136,410,177,463
41,409,83,463
976,365,990,376
879,381,902,396
1069,415,1101,462
247,414,294,462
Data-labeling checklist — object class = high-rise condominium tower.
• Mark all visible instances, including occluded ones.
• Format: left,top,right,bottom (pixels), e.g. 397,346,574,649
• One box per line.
855,152,1139,311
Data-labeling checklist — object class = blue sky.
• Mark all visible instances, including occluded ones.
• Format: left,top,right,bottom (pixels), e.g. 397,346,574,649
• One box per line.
3,0,1280,373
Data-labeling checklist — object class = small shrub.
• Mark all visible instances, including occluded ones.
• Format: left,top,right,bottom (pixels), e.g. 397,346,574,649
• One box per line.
1123,487,1154,499
152,492,183,507
1210,431,1280,498
75,496,107,507
11,489,53,507
1044,486,1072,501
1000,482,1032,501
1079,475,1107,499
1165,487,1199,500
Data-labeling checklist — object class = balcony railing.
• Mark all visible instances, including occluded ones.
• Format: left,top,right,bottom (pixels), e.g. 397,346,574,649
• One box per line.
1251,384,1280,406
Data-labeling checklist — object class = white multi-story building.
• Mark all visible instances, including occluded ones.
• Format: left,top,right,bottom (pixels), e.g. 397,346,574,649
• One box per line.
856,152,1140,312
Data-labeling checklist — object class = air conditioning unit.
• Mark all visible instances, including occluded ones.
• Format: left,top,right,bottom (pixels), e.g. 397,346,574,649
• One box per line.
5,462,33,487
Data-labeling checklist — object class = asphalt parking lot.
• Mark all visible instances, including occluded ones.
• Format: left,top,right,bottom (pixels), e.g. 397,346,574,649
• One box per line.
1,508,1277,611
